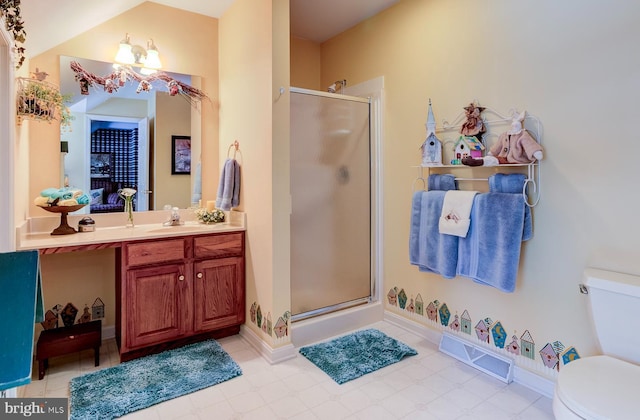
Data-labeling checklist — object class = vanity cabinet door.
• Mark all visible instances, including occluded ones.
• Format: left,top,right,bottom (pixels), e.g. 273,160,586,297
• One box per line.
193,256,245,332
125,263,192,349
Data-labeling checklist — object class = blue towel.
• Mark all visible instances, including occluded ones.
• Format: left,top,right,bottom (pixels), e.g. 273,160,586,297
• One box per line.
40,187,58,197
409,190,458,278
76,193,90,205
215,158,241,211
0,250,43,390
456,193,527,293
489,174,532,241
488,173,526,194
427,174,457,191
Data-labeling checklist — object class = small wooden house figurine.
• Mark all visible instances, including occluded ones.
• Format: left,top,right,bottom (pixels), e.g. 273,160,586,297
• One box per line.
449,314,460,332
61,302,78,327
452,135,484,165
438,303,451,327
421,99,443,166
387,288,397,306
274,316,287,338
91,297,105,320
398,289,408,309
539,342,559,370
415,294,424,316
41,309,58,330
520,330,535,360
78,305,92,324
475,319,490,343
490,321,507,349
507,334,520,355
426,301,438,322
460,310,472,334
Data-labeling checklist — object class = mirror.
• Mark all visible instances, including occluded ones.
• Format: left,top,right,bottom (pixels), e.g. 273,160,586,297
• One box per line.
59,55,201,214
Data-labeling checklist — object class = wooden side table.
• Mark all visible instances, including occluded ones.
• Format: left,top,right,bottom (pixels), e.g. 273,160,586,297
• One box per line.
36,320,101,380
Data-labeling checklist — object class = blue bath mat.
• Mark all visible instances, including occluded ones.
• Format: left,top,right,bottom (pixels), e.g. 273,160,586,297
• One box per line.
299,328,417,384
69,339,242,419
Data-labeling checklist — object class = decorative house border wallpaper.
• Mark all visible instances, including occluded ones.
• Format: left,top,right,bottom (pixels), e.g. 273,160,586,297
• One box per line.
249,301,291,345
387,286,580,374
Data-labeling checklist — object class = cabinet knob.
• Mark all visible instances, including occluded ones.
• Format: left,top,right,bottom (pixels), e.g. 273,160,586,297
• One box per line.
178,275,185,281
196,272,203,279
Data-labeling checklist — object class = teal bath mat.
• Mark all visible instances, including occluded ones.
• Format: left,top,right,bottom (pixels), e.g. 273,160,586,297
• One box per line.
69,339,242,419
299,328,417,384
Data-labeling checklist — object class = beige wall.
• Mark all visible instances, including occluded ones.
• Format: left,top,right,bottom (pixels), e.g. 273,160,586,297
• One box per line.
290,36,321,90
318,0,640,373
219,0,277,344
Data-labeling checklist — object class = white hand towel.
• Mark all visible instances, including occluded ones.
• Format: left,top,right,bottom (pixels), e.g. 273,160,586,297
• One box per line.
439,190,478,237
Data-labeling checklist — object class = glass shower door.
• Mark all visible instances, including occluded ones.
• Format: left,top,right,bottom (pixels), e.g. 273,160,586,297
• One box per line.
290,89,371,320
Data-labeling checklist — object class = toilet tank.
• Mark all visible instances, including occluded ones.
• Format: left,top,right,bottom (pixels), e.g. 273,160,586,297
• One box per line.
584,268,640,364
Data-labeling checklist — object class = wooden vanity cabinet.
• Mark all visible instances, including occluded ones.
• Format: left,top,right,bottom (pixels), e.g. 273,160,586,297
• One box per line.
117,232,245,360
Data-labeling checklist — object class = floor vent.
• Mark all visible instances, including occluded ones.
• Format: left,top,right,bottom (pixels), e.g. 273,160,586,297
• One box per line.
439,332,514,383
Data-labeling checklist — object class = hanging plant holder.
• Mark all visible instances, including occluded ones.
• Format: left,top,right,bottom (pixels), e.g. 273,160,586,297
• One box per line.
16,76,73,128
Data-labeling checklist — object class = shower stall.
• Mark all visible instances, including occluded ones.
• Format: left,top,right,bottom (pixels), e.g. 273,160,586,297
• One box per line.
290,87,373,322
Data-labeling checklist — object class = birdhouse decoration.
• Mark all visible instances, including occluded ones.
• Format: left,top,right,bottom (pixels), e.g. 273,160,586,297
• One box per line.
561,346,581,365
397,288,408,309
475,318,490,343
490,321,508,349
61,302,78,327
539,342,560,370
273,316,288,338
91,297,105,320
415,294,424,316
449,314,460,332
439,303,451,327
387,288,398,306
507,334,520,355
520,330,536,360
420,99,443,166
426,301,438,322
452,135,485,165
460,310,472,334
78,305,92,323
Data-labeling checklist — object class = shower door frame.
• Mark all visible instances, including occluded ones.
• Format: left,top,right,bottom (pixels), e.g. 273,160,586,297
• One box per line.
290,85,381,323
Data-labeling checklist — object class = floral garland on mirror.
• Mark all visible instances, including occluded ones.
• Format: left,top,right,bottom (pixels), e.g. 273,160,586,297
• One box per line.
69,61,209,107
0,0,26,68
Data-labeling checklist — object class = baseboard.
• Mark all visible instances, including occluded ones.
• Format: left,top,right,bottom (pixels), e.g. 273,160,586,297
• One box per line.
384,310,555,398
102,324,115,340
239,325,297,364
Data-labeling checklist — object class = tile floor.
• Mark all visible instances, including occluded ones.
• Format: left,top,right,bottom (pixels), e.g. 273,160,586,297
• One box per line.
20,321,555,419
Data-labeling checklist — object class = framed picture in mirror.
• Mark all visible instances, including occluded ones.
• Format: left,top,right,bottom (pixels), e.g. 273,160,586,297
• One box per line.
171,135,191,175
90,153,112,178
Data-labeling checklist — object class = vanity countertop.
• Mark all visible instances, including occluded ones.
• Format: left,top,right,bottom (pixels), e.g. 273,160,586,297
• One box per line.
16,209,246,251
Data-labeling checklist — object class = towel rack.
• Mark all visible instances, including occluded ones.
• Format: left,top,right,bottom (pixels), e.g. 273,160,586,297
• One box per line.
412,162,540,207
412,103,542,207
227,140,241,160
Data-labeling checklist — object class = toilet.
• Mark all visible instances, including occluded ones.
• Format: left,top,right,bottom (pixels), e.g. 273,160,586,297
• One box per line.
552,268,640,419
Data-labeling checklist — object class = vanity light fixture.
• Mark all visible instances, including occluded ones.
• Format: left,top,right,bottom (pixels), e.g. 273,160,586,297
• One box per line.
114,33,162,74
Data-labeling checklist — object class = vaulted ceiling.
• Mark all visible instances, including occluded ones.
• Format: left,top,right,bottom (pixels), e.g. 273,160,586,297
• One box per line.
19,0,398,58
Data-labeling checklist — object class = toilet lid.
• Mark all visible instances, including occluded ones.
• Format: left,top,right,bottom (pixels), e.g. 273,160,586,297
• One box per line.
556,355,639,420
